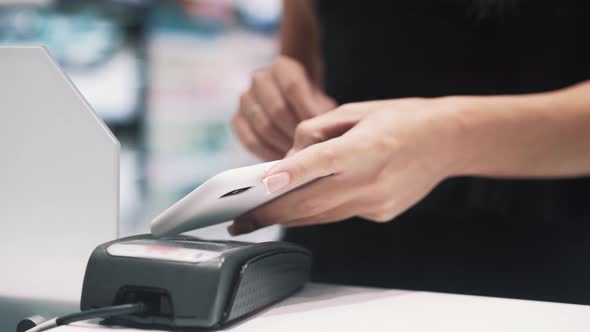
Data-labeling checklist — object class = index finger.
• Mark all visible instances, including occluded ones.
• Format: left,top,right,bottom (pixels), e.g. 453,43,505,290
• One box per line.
261,136,351,195
272,57,318,120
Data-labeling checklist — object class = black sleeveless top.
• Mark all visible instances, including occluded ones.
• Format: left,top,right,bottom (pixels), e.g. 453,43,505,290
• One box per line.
284,0,590,304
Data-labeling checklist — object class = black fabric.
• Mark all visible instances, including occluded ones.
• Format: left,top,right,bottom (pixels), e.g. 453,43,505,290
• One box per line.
284,0,590,304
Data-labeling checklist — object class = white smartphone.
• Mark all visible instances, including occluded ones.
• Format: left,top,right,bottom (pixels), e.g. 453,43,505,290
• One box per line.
151,161,290,237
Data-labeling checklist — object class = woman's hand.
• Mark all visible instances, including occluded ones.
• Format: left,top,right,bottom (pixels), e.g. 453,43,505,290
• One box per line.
229,98,466,235
233,55,336,161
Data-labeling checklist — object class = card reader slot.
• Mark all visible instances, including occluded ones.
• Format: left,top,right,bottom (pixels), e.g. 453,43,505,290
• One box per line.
113,286,174,318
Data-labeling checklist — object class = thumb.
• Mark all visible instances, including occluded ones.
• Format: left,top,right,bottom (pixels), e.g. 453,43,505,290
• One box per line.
262,137,348,194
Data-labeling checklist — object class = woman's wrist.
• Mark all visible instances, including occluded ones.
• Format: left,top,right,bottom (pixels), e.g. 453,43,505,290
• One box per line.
437,92,556,178
426,96,480,178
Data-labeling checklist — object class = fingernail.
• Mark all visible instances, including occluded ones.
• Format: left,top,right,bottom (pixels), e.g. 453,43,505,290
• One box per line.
227,224,236,236
263,172,290,194
229,220,255,235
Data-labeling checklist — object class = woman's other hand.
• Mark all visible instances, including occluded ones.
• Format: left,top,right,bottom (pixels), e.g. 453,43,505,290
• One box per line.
233,55,336,161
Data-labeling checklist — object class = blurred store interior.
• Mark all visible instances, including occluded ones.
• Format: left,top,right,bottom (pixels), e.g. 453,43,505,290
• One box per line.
0,0,282,240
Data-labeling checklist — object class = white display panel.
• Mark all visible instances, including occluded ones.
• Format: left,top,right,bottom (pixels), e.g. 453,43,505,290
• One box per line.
0,46,119,302
107,241,223,264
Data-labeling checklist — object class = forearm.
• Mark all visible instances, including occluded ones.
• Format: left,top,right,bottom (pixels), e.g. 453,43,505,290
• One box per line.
447,81,590,178
279,0,323,85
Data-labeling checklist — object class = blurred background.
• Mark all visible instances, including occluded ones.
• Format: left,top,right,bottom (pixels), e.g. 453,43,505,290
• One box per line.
0,0,282,240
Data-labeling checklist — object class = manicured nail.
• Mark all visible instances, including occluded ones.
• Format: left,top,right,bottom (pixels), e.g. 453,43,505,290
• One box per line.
263,172,290,194
229,219,255,235
227,224,236,236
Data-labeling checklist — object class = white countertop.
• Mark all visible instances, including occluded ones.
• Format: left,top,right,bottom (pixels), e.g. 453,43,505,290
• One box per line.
55,283,590,332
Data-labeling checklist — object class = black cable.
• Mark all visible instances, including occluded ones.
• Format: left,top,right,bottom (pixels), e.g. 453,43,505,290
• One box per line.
56,303,146,325
20,303,147,332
